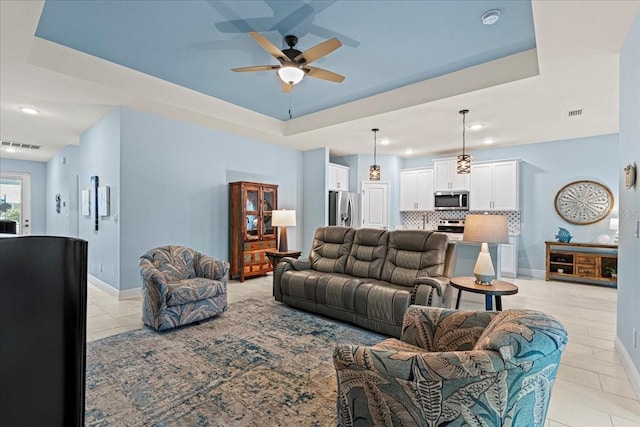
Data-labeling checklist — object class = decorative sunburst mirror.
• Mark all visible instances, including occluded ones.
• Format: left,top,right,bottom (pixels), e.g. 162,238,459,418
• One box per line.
554,180,614,225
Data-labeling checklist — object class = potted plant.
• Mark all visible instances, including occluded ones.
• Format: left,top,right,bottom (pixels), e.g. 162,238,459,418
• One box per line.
605,265,617,279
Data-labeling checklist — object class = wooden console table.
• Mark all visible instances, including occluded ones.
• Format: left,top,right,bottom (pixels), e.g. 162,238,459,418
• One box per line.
545,241,618,286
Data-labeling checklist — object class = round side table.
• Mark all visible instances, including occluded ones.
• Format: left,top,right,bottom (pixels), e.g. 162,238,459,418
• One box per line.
450,276,518,311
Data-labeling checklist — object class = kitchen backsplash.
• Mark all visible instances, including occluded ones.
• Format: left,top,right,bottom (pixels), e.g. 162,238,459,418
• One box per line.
401,211,521,234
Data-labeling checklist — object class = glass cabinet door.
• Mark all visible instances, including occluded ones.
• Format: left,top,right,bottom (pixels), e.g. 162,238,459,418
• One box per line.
262,188,276,239
244,188,259,240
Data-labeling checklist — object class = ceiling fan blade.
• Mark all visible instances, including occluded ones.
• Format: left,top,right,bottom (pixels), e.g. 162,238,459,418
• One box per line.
294,38,342,64
249,32,288,62
232,65,279,72
282,82,294,93
306,66,345,83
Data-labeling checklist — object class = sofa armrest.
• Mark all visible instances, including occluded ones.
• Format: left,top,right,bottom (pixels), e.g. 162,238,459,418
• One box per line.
197,255,230,281
334,343,505,382
139,258,168,288
283,257,312,271
400,305,497,351
272,257,311,301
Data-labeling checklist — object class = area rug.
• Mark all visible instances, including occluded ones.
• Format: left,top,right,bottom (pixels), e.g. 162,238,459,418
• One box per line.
85,298,384,426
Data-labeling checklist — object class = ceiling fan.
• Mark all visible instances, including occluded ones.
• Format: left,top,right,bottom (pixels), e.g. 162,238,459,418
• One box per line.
232,32,344,92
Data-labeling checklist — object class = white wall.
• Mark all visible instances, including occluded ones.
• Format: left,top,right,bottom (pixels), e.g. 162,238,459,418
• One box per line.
617,10,640,386
46,145,79,237
118,108,302,291
79,109,122,288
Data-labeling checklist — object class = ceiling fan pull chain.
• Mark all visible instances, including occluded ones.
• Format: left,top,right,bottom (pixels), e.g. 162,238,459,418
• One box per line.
289,87,294,119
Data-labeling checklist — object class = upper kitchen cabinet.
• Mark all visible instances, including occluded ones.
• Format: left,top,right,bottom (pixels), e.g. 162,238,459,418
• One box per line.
434,158,470,191
470,160,519,211
329,163,350,192
400,168,434,211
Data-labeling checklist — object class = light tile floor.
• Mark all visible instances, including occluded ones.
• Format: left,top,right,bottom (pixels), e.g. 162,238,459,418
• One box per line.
87,276,640,426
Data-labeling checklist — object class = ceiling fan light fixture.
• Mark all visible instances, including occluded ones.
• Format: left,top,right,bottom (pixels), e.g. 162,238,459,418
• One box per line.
277,66,305,85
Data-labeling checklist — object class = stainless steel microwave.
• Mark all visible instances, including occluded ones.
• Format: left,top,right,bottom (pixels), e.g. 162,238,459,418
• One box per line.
434,191,469,211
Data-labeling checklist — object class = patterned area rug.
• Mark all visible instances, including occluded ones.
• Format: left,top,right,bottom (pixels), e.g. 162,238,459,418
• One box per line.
85,298,384,426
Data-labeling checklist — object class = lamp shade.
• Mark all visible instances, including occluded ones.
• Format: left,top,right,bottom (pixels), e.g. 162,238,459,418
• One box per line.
277,66,304,85
272,209,296,227
463,214,509,244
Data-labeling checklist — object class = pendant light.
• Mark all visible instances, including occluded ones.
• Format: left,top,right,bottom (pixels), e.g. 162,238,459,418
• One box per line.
457,109,471,174
369,128,381,181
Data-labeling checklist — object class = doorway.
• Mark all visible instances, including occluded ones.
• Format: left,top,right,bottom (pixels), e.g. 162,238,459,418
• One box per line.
0,172,31,235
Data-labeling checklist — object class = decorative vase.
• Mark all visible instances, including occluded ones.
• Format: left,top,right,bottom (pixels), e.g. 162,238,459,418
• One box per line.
555,227,573,243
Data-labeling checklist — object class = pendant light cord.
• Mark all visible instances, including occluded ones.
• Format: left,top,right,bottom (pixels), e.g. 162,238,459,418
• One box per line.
462,111,466,156
372,128,379,165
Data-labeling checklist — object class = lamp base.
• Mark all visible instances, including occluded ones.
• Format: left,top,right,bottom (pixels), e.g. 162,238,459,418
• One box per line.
473,243,495,286
474,274,493,286
278,227,288,253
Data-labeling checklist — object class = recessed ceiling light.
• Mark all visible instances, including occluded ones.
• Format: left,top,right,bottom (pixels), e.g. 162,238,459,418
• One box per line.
481,10,501,25
380,138,390,146
405,149,414,155
19,107,39,115
470,124,483,131
483,138,495,145
5,147,17,153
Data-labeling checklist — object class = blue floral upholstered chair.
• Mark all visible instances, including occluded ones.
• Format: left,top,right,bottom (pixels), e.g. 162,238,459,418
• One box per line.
333,305,568,427
139,246,229,331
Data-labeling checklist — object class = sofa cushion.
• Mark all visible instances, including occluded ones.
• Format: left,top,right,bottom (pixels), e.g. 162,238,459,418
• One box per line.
345,228,388,280
354,280,413,326
380,230,448,287
309,227,355,274
474,309,569,365
280,270,363,310
165,278,225,306
146,246,198,282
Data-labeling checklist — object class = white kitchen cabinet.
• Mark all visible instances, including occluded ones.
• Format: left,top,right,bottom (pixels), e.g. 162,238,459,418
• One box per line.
469,160,519,211
329,163,350,191
434,159,470,191
399,168,434,211
500,236,518,278
362,181,389,229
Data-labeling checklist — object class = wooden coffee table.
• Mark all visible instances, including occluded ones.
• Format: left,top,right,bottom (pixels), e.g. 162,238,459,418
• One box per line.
450,276,518,311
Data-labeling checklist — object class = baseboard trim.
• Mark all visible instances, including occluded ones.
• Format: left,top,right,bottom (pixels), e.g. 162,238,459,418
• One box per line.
88,274,141,300
615,337,640,400
518,268,545,279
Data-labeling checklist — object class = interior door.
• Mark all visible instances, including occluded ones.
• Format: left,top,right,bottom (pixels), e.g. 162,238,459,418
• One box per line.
0,172,31,235
361,181,389,229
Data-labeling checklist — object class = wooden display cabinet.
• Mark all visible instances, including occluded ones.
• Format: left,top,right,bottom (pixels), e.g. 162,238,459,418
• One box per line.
229,181,278,281
545,241,618,286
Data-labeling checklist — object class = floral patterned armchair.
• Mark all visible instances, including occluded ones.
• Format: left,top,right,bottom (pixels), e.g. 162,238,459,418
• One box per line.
139,246,229,331
333,306,568,427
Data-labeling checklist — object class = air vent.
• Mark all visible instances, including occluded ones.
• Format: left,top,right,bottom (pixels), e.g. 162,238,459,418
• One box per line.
567,109,583,117
1,141,41,150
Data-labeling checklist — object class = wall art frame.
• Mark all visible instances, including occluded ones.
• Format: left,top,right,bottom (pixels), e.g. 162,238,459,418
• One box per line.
554,180,614,225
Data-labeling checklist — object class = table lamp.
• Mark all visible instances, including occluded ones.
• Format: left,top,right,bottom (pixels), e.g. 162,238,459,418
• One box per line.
272,209,296,252
609,217,619,244
463,214,510,285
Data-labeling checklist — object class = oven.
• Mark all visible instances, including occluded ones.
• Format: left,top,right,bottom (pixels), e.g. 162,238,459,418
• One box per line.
436,219,465,240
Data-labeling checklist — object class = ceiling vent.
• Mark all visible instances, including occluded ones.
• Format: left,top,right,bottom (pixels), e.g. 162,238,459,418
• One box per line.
567,109,583,117
1,141,41,150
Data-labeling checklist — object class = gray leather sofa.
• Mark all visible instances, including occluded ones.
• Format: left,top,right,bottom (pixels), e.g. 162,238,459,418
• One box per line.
273,226,455,338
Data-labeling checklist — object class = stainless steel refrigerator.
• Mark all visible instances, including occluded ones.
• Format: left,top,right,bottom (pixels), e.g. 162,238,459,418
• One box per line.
329,191,360,228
